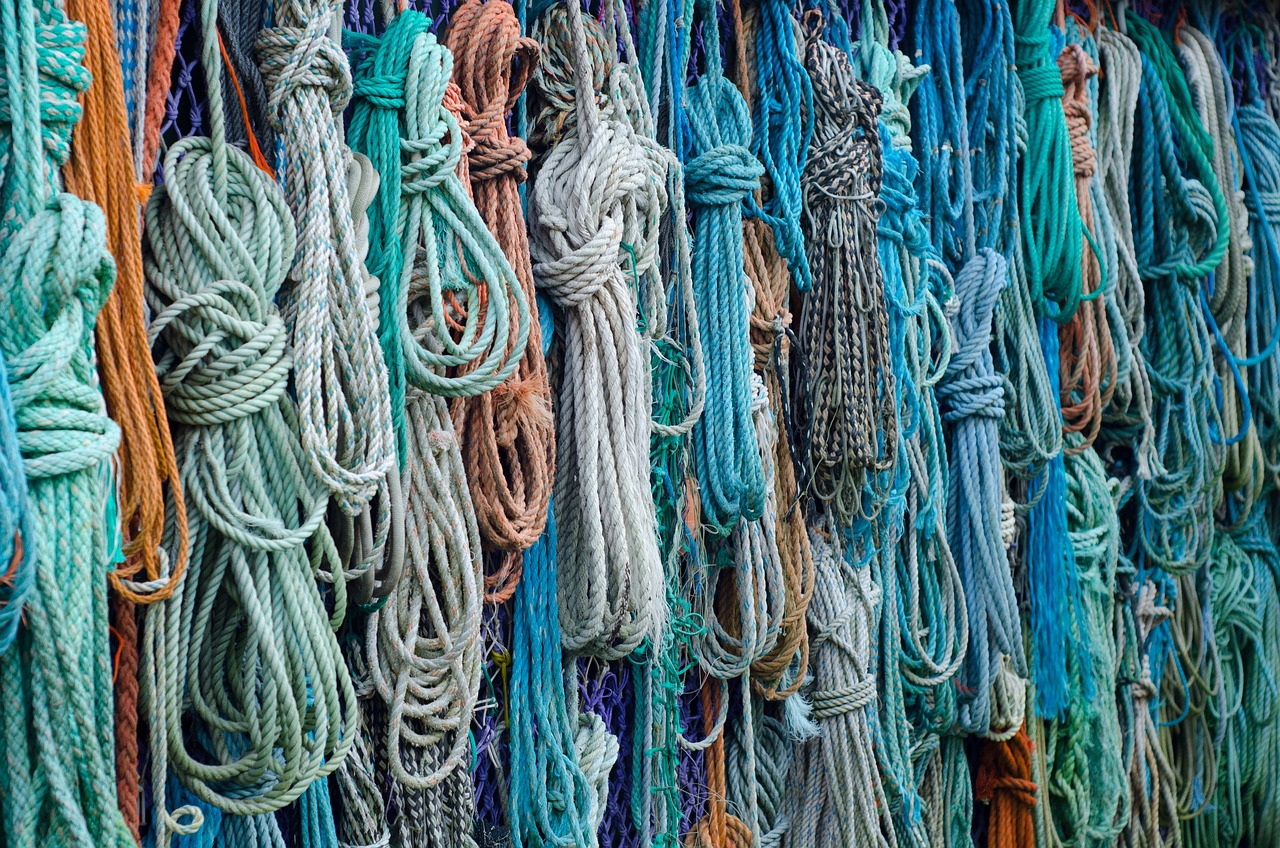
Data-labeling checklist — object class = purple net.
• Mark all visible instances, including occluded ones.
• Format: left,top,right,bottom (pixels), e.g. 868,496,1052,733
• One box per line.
579,659,646,848
472,600,512,844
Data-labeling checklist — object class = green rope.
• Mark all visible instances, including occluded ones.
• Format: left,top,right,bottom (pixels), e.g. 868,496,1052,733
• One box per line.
0,0,131,842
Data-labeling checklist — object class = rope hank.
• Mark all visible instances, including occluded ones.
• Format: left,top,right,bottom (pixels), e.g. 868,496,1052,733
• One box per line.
444,0,555,560
528,0,667,659
256,0,396,518
0,0,133,841
140,0,356,829
797,22,896,525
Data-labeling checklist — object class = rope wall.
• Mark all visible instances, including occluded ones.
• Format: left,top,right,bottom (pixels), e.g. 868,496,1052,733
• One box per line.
5,0,1280,846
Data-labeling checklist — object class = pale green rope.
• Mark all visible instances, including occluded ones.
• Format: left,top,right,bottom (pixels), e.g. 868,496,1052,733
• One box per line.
139,0,357,827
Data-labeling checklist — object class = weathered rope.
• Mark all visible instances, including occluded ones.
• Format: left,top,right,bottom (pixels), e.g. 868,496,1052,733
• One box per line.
796,28,896,525
528,0,668,659
443,0,555,560
256,0,396,519
140,0,357,825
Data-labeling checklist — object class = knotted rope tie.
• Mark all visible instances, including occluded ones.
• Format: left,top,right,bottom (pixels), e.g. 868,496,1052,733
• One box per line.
797,32,896,524
975,725,1038,848
795,531,896,848
141,0,356,828
256,0,396,520
443,0,555,563
348,12,529,422
936,249,1026,735
529,1,667,659
0,1,131,841
685,67,767,534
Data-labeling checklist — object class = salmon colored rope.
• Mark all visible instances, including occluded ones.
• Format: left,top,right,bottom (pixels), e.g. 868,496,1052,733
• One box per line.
1057,43,1116,451
445,0,555,597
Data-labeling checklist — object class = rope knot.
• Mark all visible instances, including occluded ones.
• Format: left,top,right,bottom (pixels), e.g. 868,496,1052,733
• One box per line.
148,279,293,426
400,60,465,196
685,144,763,207
1,194,121,479
351,71,409,111
258,10,353,129
467,113,532,183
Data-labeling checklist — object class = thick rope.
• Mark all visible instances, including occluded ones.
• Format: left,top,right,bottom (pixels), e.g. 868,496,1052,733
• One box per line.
0,0,131,843
256,0,396,518
140,0,357,825
443,0,555,559
528,0,668,659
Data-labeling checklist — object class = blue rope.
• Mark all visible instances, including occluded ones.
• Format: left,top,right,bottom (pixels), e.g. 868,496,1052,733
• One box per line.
0,347,32,656
749,0,813,292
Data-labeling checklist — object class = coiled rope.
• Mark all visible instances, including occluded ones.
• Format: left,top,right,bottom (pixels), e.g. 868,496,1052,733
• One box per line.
140,0,357,826
528,0,669,659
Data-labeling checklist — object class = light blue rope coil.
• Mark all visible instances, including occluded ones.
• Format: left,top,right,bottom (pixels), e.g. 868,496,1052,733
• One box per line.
0,347,33,656
685,5,766,535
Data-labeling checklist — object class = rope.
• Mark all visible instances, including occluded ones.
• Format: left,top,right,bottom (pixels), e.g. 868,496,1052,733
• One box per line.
256,0,396,518
731,0,814,704
937,247,1024,735
975,724,1038,848
443,0,555,559
140,0,357,824
796,26,897,524
60,0,192,832
527,0,668,659
684,0,766,535
749,0,813,292
1011,0,1087,323
0,0,133,842
788,530,896,848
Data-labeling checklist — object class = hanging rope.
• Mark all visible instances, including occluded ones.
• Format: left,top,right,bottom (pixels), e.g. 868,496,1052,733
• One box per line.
256,0,396,519
527,0,669,659
0,0,131,842
796,24,896,524
140,0,357,824
443,0,555,560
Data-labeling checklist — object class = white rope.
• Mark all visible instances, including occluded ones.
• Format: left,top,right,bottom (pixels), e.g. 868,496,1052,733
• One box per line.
529,0,671,659
256,0,396,518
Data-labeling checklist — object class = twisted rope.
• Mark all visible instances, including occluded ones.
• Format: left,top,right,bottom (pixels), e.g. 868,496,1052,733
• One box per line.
528,0,668,659
444,0,555,560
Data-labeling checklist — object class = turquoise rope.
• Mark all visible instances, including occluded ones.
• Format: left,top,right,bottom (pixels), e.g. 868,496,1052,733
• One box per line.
0,347,33,655
749,0,813,292
684,0,765,534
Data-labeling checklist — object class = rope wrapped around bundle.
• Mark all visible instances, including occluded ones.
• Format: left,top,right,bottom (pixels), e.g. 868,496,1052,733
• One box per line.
528,0,668,659
140,0,356,830
255,0,395,523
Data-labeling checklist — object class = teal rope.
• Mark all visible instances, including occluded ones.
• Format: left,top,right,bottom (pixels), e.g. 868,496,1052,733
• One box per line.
684,0,765,535
1010,0,1086,323
0,346,33,655
749,0,813,292
0,0,130,841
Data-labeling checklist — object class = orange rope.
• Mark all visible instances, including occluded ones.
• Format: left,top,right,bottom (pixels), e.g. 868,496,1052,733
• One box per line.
65,0,189,606
685,680,753,848
140,0,184,181
444,0,555,598
63,0,189,838
975,724,1039,848
1057,44,1116,452
730,0,813,700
